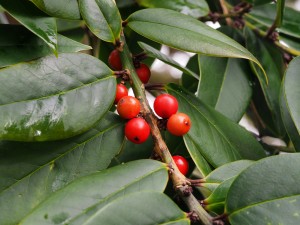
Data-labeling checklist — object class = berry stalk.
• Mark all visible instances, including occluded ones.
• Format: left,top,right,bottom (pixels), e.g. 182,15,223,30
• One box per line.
118,34,213,225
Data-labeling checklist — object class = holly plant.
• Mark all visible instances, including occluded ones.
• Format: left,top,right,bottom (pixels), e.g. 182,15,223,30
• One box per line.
1,0,300,224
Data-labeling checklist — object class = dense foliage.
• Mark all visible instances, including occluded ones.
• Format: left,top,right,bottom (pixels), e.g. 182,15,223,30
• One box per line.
1,0,300,224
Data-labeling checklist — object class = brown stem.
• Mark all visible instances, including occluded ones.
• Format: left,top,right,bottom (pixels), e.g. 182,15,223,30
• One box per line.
220,0,233,25
119,34,213,225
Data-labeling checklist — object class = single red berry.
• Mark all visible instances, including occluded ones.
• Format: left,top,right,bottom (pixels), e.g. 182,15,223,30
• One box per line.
125,118,150,144
167,113,191,136
172,155,189,175
114,84,128,104
154,94,178,118
135,63,151,84
108,49,122,70
117,96,141,119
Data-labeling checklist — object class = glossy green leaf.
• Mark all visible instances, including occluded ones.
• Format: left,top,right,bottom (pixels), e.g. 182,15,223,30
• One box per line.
280,56,300,151
0,112,125,225
0,25,91,68
84,192,189,225
79,0,122,43
0,0,57,53
0,53,116,141
136,0,209,18
30,0,80,19
19,160,169,225
248,4,300,38
56,19,83,32
245,27,285,136
226,154,300,225
166,84,266,170
127,8,266,82
138,42,199,79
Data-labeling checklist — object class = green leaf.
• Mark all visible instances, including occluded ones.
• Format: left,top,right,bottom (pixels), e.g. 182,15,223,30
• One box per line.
30,0,80,19
166,84,266,170
226,154,300,225
181,54,199,93
0,53,116,141
138,42,199,79
79,192,189,225
18,160,169,225
0,25,91,68
245,27,285,136
244,0,273,6
248,4,300,39
136,0,209,18
0,112,125,225
280,56,300,151
79,0,122,43
0,0,57,53
275,0,285,27
127,8,266,82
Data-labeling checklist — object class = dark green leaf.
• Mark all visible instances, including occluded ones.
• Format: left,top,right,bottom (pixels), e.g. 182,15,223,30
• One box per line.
181,54,199,93
226,154,300,225
280,56,300,151
0,0,57,53
127,8,266,81
245,0,273,6
18,160,169,225
275,0,285,27
81,192,189,225
248,4,300,38
166,84,266,170
56,19,83,32
79,0,122,43
245,27,285,136
138,42,199,79
0,112,125,225
136,0,209,18
0,53,116,141
0,25,91,68
30,0,80,19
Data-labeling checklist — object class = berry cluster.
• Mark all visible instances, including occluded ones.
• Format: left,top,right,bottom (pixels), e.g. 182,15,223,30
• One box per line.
110,49,191,175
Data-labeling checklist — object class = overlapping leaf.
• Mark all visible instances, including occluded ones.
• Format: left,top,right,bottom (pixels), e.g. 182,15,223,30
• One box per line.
0,25,91,68
226,154,300,224
30,0,80,19
166,84,265,173
0,112,125,225
19,160,169,225
0,53,116,141
79,0,122,43
0,0,57,53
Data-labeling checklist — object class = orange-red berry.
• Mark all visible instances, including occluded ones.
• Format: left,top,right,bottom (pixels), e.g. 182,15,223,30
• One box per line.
136,63,151,84
117,96,140,119
125,118,150,144
172,155,189,175
114,84,128,104
108,49,122,70
167,113,191,136
154,94,178,118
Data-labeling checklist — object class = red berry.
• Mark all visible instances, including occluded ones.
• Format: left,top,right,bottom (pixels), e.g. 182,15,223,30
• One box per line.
167,113,191,136
136,63,151,84
108,49,122,70
154,94,178,118
125,118,150,144
172,155,189,175
117,96,141,119
114,84,128,104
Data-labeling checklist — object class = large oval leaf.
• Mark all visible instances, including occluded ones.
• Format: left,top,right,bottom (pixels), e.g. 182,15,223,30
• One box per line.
0,25,91,68
30,0,80,20
127,8,266,81
166,84,266,170
0,112,125,225
0,0,57,53
136,0,209,18
79,0,122,43
226,153,300,225
19,160,169,225
0,53,116,141
81,192,189,225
